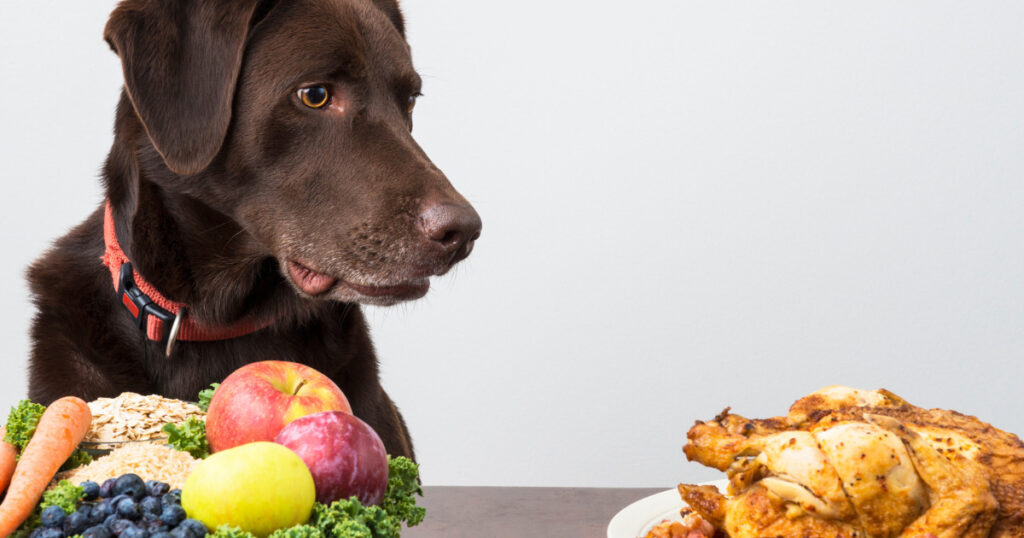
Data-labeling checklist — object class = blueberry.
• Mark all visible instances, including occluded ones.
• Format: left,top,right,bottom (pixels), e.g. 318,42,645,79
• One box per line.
65,510,90,534
150,533,172,538
90,502,110,525
158,504,185,527
162,490,182,506
178,519,207,537
84,525,114,538
139,496,162,516
160,492,180,505
109,518,135,535
99,478,118,498
110,494,131,508
114,474,146,499
145,481,170,497
104,514,119,528
116,497,140,520
82,480,102,500
97,498,116,515
121,525,148,538
37,528,63,538
40,505,66,528
78,504,94,520
29,527,45,538
168,528,190,538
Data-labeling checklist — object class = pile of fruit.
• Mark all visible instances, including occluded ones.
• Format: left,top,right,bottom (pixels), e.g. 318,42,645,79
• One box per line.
0,361,425,538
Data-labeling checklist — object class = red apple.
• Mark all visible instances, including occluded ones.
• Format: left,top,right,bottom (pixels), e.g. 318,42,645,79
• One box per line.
206,361,352,452
274,411,389,506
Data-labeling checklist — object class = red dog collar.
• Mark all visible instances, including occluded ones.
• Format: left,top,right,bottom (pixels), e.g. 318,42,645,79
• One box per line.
102,201,272,355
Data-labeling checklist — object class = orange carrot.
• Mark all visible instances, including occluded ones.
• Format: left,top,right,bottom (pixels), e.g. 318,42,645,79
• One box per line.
0,426,16,495
0,397,91,536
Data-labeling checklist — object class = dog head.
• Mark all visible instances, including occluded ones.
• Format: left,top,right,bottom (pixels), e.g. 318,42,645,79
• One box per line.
104,0,481,306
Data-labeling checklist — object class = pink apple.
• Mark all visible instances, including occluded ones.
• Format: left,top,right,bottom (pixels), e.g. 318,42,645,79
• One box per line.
206,361,352,453
274,411,389,505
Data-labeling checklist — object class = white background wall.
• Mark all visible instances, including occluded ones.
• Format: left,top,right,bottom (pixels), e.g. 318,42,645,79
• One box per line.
1,1,1022,488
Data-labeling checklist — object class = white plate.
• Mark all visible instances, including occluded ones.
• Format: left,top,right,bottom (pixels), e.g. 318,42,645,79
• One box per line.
607,480,728,538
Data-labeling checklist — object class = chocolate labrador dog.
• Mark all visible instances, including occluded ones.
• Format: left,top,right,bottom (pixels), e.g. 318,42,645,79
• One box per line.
25,0,480,459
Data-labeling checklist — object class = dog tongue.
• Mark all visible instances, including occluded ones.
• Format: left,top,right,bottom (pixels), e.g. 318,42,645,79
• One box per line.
287,261,337,296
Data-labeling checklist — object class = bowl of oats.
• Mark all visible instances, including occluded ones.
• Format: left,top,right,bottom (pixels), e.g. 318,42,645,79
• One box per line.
79,392,205,456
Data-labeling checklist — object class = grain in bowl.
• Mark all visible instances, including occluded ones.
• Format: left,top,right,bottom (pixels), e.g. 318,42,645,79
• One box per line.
82,392,205,452
55,443,198,490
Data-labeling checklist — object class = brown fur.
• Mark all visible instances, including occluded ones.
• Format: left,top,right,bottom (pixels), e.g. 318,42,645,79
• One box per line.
26,0,482,460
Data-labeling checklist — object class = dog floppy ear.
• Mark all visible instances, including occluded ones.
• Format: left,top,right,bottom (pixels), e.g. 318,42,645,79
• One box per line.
104,0,267,175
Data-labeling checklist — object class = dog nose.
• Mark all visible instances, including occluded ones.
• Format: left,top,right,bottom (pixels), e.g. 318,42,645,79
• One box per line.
418,201,482,264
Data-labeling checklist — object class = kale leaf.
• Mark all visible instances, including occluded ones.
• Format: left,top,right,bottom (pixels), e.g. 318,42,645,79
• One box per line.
210,525,257,538
197,383,219,412
269,525,326,538
162,416,210,458
380,456,426,528
3,400,46,451
43,480,86,514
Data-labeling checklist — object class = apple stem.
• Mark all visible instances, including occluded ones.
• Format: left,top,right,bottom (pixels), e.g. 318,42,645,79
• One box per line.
293,379,307,396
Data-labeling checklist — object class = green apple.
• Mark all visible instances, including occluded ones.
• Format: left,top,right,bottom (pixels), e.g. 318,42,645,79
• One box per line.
182,442,316,537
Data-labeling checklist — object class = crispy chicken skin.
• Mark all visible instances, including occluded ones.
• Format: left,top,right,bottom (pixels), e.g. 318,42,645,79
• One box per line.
679,386,1024,537
645,511,718,538
680,483,863,538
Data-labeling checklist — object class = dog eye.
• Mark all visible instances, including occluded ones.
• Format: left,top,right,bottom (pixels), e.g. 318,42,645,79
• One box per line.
407,94,420,115
298,86,330,109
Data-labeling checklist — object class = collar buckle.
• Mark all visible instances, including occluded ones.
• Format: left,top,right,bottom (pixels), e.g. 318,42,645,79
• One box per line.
117,262,176,345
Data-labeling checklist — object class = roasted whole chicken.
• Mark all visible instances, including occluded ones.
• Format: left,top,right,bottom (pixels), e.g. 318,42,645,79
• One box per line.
678,386,1024,537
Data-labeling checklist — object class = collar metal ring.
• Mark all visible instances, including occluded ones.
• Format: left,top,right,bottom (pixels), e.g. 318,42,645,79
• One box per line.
165,308,185,357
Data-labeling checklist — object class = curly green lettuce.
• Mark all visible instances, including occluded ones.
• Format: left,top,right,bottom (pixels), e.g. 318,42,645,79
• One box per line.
43,480,86,514
59,449,93,472
210,525,257,538
163,416,210,459
3,400,46,450
269,525,326,538
312,498,399,538
380,456,426,527
197,382,219,412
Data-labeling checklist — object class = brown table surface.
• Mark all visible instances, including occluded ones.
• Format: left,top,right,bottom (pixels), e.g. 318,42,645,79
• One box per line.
404,486,664,538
